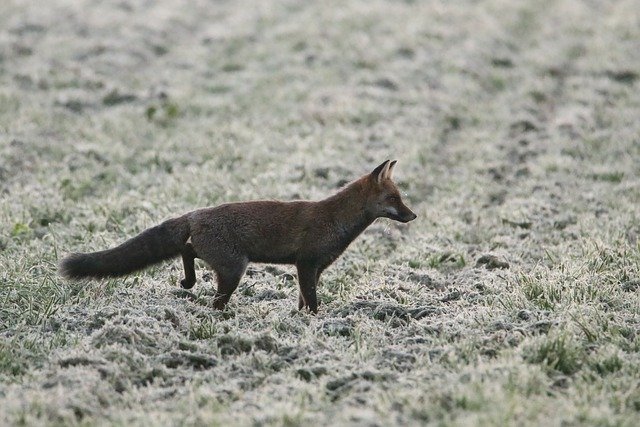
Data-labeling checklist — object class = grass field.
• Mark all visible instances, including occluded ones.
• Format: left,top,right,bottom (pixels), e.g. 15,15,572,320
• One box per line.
1,0,640,425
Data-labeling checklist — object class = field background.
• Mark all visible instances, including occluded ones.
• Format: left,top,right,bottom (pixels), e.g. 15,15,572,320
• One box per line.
1,0,640,425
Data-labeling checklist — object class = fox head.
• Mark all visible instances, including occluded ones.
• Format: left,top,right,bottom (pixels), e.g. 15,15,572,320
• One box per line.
366,160,417,223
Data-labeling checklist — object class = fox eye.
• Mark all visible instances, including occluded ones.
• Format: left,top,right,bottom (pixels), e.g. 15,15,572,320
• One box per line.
386,195,399,202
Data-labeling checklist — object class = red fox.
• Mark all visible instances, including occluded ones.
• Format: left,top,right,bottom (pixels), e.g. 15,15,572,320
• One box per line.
59,160,416,313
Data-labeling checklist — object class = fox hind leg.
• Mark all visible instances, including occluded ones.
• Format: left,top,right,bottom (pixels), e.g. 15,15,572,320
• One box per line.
212,258,248,310
180,243,197,289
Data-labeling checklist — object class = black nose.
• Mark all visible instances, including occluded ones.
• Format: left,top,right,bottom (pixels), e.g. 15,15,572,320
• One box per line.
399,212,417,223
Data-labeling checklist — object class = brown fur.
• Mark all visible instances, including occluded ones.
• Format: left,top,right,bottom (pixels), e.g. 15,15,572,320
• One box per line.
59,160,417,313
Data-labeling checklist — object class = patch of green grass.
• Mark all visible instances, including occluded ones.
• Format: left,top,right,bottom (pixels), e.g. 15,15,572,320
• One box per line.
519,273,562,310
589,347,624,376
426,252,466,270
11,222,30,237
60,177,97,201
488,75,507,92
0,266,72,328
145,99,181,127
0,342,28,377
189,315,220,340
525,332,584,375
221,63,244,73
591,172,624,183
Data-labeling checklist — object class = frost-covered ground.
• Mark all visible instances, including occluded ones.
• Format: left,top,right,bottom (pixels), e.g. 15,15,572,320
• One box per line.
1,0,639,425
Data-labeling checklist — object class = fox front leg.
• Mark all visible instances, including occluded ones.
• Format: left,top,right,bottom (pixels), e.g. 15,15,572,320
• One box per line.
298,271,325,310
297,262,319,314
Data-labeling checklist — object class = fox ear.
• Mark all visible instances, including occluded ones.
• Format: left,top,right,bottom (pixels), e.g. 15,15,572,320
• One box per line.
371,160,391,183
387,160,398,180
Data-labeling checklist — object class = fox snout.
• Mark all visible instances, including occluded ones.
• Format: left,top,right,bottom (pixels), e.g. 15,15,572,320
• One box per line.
400,210,417,223
396,207,417,223
385,203,417,223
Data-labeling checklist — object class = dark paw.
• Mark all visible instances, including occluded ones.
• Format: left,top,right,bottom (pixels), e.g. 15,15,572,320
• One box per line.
212,294,228,310
298,304,318,315
180,278,195,289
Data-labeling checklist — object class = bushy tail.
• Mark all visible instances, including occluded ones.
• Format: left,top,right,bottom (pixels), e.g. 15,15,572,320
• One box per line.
59,216,190,280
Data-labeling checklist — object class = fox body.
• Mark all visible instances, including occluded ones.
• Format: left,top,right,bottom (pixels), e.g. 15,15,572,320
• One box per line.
59,160,417,313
